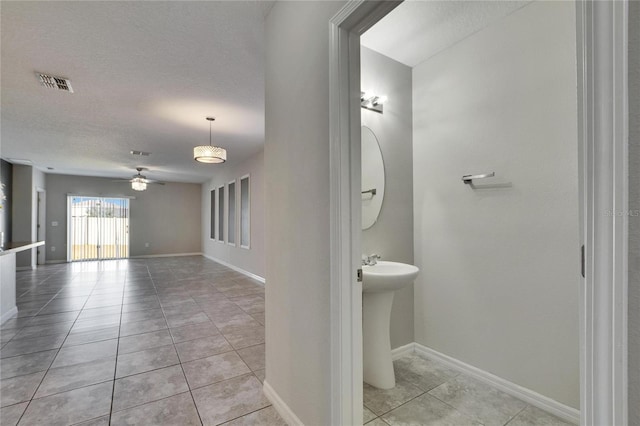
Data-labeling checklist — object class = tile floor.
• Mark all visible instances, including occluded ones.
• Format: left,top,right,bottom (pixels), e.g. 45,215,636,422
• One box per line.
0,256,285,426
363,354,576,426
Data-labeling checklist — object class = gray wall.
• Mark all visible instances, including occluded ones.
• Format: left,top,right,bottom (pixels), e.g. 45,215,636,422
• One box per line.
412,1,580,408
202,149,265,278
12,165,33,267
1,159,13,245
361,47,414,350
629,1,639,423
265,1,345,424
45,174,201,260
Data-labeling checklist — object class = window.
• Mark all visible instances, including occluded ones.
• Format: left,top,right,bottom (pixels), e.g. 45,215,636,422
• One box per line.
228,180,236,245
240,175,250,249
218,185,225,242
210,189,216,240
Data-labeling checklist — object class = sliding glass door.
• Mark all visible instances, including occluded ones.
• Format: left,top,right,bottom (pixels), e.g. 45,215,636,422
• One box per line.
67,196,130,261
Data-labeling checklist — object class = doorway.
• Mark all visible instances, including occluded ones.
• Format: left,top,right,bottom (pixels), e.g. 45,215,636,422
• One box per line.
328,1,628,425
67,196,130,261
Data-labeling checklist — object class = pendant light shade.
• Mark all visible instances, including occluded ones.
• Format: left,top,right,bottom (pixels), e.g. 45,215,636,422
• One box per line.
131,176,147,191
194,117,227,163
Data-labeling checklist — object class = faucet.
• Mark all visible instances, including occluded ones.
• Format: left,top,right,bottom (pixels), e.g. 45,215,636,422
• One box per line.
362,253,381,266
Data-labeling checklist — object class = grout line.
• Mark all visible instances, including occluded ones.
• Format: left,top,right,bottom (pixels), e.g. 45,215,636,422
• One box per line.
107,269,128,426
14,269,96,426
155,271,205,426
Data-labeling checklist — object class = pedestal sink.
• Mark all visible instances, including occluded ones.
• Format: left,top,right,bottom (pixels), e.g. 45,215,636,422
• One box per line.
362,261,419,389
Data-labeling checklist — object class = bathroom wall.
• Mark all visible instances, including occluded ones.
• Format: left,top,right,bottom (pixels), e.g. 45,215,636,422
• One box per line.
412,1,580,408
45,173,201,260
629,1,639,423
361,46,414,349
201,149,265,279
265,1,346,424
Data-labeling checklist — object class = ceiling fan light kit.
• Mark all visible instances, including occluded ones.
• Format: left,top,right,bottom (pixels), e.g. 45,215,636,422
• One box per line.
194,117,227,163
131,176,147,191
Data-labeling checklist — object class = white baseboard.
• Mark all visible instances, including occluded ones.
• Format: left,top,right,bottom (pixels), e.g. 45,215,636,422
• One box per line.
15,266,35,271
1,306,18,325
129,252,203,259
202,254,265,285
391,342,415,361
391,343,579,425
263,380,304,426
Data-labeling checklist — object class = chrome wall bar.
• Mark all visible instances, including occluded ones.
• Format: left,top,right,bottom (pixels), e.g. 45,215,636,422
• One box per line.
462,172,495,184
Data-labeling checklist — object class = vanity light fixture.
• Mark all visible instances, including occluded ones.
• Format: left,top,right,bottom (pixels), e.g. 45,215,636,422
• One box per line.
194,117,227,163
361,91,387,114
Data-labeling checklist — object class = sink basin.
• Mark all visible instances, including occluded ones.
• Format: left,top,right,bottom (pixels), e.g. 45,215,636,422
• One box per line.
362,260,419,389
362,261,419,293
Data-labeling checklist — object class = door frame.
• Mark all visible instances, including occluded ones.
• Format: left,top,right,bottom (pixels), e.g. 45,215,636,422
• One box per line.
328,1,629,425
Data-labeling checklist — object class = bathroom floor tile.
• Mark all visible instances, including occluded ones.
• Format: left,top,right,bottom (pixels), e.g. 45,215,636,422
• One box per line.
382,393,481,426
428,374,528,426
51,339,118,369
364,378,424,416
507,405,576,426
393,354,459,392
169,321,220,343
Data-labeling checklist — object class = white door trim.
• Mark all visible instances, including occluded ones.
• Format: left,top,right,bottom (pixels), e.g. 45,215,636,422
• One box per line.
577,1,629,425
328,1,629,425
329,2,402,425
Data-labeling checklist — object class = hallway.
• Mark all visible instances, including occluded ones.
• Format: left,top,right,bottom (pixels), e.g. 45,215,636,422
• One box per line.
0,256,281,426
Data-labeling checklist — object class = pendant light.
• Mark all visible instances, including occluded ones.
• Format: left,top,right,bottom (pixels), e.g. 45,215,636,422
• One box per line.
194,117,227,163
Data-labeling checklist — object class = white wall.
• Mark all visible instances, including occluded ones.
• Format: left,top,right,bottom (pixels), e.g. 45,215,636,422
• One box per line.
628,2,639,423
201,149,264,279
46,174,201,260
412,1,580,408
361,46,414,349
265,1,345,424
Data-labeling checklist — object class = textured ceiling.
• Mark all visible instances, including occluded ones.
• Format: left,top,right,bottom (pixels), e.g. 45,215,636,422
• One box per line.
361,0,531,68
1,1,273,183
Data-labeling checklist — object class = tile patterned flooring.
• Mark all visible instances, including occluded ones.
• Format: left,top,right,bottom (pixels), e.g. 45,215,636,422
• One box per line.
1,255,576,426
364,354,576,426
0,256,284,426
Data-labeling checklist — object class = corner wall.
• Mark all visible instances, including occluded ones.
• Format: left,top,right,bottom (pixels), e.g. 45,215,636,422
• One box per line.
361,46,414,349
45,174,201,260
201,149,265,279
412,1,580,408
264,1,345,424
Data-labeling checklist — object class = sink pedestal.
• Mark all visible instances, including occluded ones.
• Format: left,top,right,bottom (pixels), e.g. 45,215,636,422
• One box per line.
363,291,396,389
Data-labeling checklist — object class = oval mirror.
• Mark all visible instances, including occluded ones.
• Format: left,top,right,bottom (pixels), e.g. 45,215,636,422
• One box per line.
361,126,385,230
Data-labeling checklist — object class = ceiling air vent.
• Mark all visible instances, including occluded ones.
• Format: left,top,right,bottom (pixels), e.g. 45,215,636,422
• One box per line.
37,73,73,93
130,150,151,156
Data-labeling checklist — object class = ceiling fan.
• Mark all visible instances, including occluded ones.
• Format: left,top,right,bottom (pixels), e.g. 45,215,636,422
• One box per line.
114,167,165,191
